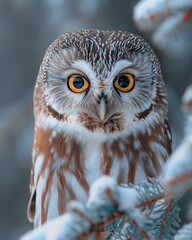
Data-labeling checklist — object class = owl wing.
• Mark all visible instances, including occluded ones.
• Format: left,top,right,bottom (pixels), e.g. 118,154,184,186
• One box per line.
27,167,36,223
164,117,172,155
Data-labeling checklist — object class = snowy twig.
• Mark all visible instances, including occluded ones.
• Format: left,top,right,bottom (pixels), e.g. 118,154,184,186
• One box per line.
21,176,179,240
133,0,192,50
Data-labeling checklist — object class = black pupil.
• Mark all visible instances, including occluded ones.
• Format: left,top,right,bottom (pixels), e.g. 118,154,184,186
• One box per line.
73,77,84,89
118,76,130,88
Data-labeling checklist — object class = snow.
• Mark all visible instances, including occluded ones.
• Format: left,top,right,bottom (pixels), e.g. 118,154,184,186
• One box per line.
118,187,139,211
87,175,119,207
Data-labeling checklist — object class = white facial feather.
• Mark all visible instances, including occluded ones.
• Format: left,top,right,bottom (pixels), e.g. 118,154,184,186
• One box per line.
44,51,157,133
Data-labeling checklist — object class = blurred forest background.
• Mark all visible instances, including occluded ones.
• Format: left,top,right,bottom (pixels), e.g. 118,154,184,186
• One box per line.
0,1,191,239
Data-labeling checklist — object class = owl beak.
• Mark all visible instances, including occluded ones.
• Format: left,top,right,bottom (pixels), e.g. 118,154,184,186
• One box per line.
98,98,106,121
97,92,108,121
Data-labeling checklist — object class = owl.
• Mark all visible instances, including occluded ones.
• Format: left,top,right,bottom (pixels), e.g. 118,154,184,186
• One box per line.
27,29,171,227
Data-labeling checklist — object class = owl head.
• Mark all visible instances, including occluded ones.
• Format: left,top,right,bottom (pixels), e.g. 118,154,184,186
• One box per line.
35,29,167,139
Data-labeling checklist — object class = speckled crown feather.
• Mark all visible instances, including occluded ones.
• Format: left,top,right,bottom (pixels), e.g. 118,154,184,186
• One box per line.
40,29,162,83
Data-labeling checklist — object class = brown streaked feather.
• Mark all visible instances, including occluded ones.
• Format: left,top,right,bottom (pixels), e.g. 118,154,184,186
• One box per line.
57,172,67,215
110,140,124,159
135,104,154,120
29,127,89,226
117,167,125,184
128,160,137,183
41,170,54,225
47,105,68,122
100,144,113,175
78,112,123,133
100,122,170,184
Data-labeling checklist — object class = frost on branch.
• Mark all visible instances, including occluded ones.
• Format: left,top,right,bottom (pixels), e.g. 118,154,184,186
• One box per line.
163,82,192,239
174,223,192,239
164,82,192,197
21,176,179,240
133,0,192,50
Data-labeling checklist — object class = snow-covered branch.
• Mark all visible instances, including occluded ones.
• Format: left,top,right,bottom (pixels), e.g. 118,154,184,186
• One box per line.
133,0,192,50
21,175,179,240
163,83,192,197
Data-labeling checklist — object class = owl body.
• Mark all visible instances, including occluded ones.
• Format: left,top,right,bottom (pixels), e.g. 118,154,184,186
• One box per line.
28,29,171,227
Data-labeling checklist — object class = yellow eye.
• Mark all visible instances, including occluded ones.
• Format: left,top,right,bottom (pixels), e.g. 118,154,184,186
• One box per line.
114,73,135,92
68,74,89,93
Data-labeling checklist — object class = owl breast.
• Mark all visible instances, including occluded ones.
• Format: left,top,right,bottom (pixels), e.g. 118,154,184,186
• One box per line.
29,120,169,227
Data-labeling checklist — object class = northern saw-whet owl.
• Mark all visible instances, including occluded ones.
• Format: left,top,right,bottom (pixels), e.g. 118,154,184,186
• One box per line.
27,29,171,227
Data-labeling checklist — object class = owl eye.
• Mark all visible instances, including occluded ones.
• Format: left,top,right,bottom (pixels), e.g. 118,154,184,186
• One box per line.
114,73,135,92
68,74,89,93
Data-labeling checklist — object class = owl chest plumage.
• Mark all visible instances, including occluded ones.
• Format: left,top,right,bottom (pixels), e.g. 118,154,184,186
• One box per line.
29,123,169,227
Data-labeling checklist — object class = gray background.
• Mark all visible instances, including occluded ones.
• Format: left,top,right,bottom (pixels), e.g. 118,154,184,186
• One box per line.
0,1,191,239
